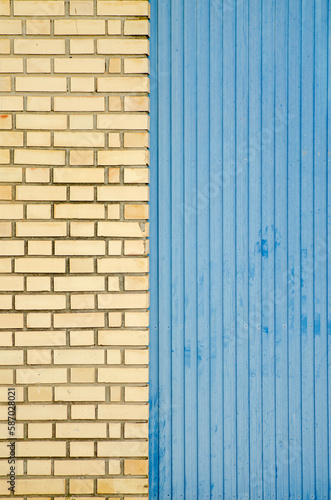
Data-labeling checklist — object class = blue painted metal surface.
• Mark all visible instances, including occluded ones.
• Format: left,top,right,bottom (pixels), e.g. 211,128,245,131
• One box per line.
149,0,331,497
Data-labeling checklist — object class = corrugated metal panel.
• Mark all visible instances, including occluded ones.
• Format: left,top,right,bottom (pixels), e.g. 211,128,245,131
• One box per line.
149,0,330,497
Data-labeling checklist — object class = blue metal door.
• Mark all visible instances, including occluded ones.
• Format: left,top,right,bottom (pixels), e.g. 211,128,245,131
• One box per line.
149,0,330,497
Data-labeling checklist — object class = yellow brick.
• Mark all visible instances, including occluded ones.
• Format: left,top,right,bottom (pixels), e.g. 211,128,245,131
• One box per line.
70,330,94,346
0,76,11,91
0,40,10,54
125,276,149,291
97,114,149,130
124,19,150,36
26,203,52,220
124,422,148,438
124,132,149,148
56,240,104,255
26,96,51,111
0,259,12,273
98,293,148,309
27,131,51,147
0,131,23,146
0,58,23,74
97,76,149,92
0,313,23,329
98,221,147,237
125,386,148,402
0,350,23,365
98,39,148,55
70,150,94,165
16,368,67,384
55,349,104,365
0,295,11,310
54,131,104,147
27,58,51,73
27,240,52,254
108,57,121,73
0,240,24,256
124,203,149,219
26,20,51,35
108,20,122,35
0,276,23,291
98,478,148,495
124,167,149,183
15,294,66,310
70,222,95,237
27,312,51,328
110,386,121,401
27,349,52,365
17,185,66,200
109,422,121,438
70,40,94,55
109,459,121,475
54,168,103,183
0,150,10,163
15,258,65,273
27,277,51,291
71,366,95,381
0,369,13,384
98,186,149,201
107,349,121,364
70,0,94,16
71,76,95,92
124,95,149,112
54,312,105,328
69,256,95,271
109,96,122,111
55,386,105,402
15,149,65,165
54,19,105,35
16,405,67,421
70,441,95,457
14,1,65,16
16,77,66,92
17,114,67,130
107,204,120,219
15,330,66,347
124,240,147,255
70,478,94,494
0,222,11,236
0,20,21,35
124,57,149,74
98,257,148,273
124,459,148,476
54,96,104,111
108,276,120,291
15,479,65,495
71,294,95,309
28,423,52,438
108,240,122,255
55,58,105,74
125,311,149,327
98,441,148,458
70,185,94,201
27,387,53,401
98,367,148,383
27,460,51,475
108,168,120,183
98,150,148,166
55,276,104,291
97,1,149,17
108,132,121,147
54,460,105,476
0,0,9,15
54,203,105,219
0,96,23,111
70,115,94,130
16,222,66,237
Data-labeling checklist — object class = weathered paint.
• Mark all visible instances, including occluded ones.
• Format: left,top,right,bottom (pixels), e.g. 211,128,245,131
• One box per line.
149,0,330,497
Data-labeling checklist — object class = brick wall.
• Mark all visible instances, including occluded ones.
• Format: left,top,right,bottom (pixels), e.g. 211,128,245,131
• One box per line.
0,0,149,497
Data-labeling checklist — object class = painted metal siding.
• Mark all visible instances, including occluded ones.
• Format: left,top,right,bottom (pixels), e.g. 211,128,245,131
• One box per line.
149,0,330,497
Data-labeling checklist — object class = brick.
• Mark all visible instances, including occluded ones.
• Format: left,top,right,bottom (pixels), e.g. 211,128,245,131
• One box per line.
0,369,13,384
98,478,148,495
0,183,11,198
98,257,148,273
55,386,105,401
27,132,51,146
0,223,11,237
0,20,21,34
70,478,94,494
124,167,149,183
125,276,149,291
15,479,65,495
15,295,66,310
15,149,65,165
71,294,95,309
26,206,52,220
109,96,122,111
70,115,94,130
14,1,65,16
26,20,51,35
54,204,105,219
28,423,52,438
15,258,65,273
124,204,149,219
70,330,94,346
98,150,148,166
55,58,106,74
27,387,52,401
70,150,94,165
108,20,122,35
98,441,148,457
71,76,95,92
108,58,121,73
0,258,11,272
54,460,105,476
15,331,66,346
16,222,66,237
69,256,95,272
54,312,105,328
0,0,9,15
124,20,150,36
108,276,120,291
0,203,23,219
107,349,121,364
56,423,106,439
70,40,94,55
0,314,23,329
54,131,104,147
54,96,104,112
16,186,66,200
108,168,120,183
109,459,121,474
0,350,23,365
124,459,148,476
16,114,67,130
26,277,51,291
0,276,24,291
54,19,105,35
107,204,120,219
0,96,23,111
70,441,95,457
0,131,23,146
0,40,10,54
98,293,148,309
98,114,149,131
124,96,149,112
0,295,11,310
124,57,149,74
98,39,148,55
108,240,122,255
55,240,105,256
27,349,52,365
98,186,148,201
125,386,148,402
27,96,51,111
108,132,121,148
54,349,104,365
16,405,67,421
0,76,11,91
125,422,148,438
98,222,148,237
27,460,51,475
16,77,67,92
0,151,10,164
54,168,104,184
0,240,24,256
98,76,149,93
0,58,23,73
70,0,94,16
98,367,148,383
125,311,149,327
70,185,94,200
16,368,67,384
27,312,51,328
124,132,149,148
70,366,95,381
28,240,52,254
27,58,51,74
97,1,150,17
